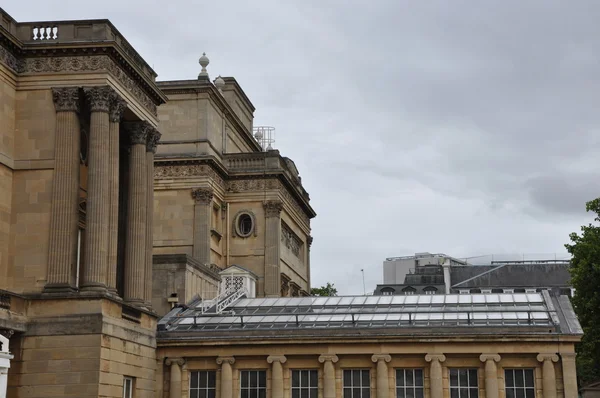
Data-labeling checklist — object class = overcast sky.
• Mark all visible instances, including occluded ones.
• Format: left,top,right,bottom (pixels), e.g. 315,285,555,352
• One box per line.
5,1,599,295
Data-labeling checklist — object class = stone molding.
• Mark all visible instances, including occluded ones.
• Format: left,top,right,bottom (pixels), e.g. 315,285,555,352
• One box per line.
52,87,80,113
264,200,283,218
560,353,576,360
154,163,225,188
267,355,287,364
84,86,114,113
371,354,391,363
0,45,19,72
123,121,150,146
425,354,446,363
191,188,214,205
307,236,313,248
216,356,235,365
109,95,127,123
318,354,339,363
146,128,162,153
537,353,559,363
232,209,258,238
479,354,501,363
165,357,186,367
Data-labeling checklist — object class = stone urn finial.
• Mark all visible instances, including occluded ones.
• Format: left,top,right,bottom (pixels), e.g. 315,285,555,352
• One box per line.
199,52,210,79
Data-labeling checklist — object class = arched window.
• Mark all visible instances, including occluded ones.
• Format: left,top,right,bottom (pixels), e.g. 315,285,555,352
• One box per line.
402,286,416,295
380,287,395,296
423,286,438,295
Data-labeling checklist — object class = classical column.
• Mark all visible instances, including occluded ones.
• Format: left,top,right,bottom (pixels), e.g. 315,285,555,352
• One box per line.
217,356,235,398
123,121,149,304
318,354,339,398
479,354,501,398
192,188,214,265
165,357,185,398
107,95,126,295
425,354,446,398
144,128,161,305
372,355,392,398
268,355,287,398
561,353,577,398
80,86,113,292
45,87,81,293
537,354,558,398
263,200,283,297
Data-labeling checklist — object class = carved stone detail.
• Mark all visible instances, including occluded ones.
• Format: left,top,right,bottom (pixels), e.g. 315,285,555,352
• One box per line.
281,222,302,258
84,86,114,113
479,354,501,363
146,128,162,153
52,87,80,112
307,236,313,248
19,55,157,115
216,356,236,365
123,121,150,146
371,354,392,363
267,355,287,364
0,45,19,72
318,354,339,363
264,200,283,218
165,357,186,367
425,354,446,363
154,164,225,188
109,95,127,123
537,353,559,363
191,188,214,205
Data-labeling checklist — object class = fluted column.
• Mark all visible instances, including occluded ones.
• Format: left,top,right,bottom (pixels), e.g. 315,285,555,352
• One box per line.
318,354,339,398
144,128,161,305
267,355,287,398
479,354,501,398
123,121,149,304
217,356,235,398
80,86,113,292
45,87,81,293
372,355,391,398
192,188,214,265
165,357,185,398
263,200,283,297
561,353,577,398
107,95,126,295
537,354,558,398
425,354,446,398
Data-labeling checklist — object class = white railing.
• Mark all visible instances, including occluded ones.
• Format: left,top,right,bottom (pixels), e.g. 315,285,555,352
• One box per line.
199,286,248,314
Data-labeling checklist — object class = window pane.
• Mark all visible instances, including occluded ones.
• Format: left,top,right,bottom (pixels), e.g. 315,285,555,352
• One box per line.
292,371,300,388
292,390,300,398
190,390,199,398
450,370,459,387
344,371,351,387
301,389,309,398
344,387,352,398
208,371,216,388
362,387,371,398
241,371,249,387
199,390,206,398
250,372,258,388
361,370,370,386
470,388,479,398
458,370,467,385
406,388,414,398
450,389,459,398
515,371,524,388
506,389,515,398
505,370,514,387
397,389,405,398
310,370,318,388
469,370,478,386
191,372,199,389
353,370,361,386
516,389,525,398
415,387,424,398
198,372,206,388
258,389,266,398
241,390,249,398
310,387,318,398
208,389,216,398
397,370,405,387
415,370,423,387
301,370,309,387
406,370,414,387
460,388,468,398
525,389,535,398
524,370,534,388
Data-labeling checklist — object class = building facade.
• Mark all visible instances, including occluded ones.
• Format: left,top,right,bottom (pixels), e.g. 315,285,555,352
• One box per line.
383,253,469,286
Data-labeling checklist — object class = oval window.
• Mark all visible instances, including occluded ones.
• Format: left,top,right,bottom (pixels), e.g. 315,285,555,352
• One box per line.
237,213,253,237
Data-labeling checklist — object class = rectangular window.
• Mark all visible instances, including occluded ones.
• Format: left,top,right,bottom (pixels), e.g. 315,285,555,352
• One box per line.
396,369,424,398
291,370,318,398
449,369,478,398
123,377,134,398
190,370,217,398
343,369,370,398
240,370,267,398
505,369,535,398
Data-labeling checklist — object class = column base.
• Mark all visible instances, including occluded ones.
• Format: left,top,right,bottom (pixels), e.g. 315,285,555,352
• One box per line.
42,283,78,295
79,283,108,293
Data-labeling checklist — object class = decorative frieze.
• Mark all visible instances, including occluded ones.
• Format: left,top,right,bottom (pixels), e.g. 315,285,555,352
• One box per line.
84,86,113,113
52,87,80,112
0,45,19,72
281,222,302,258
154,163,225,188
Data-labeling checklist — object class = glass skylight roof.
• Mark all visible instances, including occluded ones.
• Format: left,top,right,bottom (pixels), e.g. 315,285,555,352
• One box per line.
160,293,557,333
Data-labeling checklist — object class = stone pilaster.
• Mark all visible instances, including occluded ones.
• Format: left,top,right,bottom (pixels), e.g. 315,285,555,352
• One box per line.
107,95,126,295
267,355,287,398
123,121,149,304
307,235,313,291
318,354,339,398
45,87,81,293
217,356,235,398
165,357,185,398
263,200,283,297
479,354,501,398
537,354,559,398
144,128,161,305
561,353,577,398
425,354,446,398
372,355,391,398
192,188,214,265
80,86,113,292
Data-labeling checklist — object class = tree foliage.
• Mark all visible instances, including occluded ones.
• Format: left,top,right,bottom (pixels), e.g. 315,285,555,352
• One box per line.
310,282,338,297
565,198,600,386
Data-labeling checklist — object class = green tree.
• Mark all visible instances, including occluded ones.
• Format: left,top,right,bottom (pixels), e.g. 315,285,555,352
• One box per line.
565,198,600,386
310,282,338,297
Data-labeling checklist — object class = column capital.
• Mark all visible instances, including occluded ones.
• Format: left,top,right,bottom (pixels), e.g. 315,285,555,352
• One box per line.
537,353,559,363
84,85,114,113
192,187,214,205
123,121,151,146
479,354,501,363
267,355,287,364
264,200,283,217
425,354,446,363
371,354,391,363
146,127,162,153
52,87,80,112
109,95,127,123
217,356,235,365
318,354,339,363
165,357,186,367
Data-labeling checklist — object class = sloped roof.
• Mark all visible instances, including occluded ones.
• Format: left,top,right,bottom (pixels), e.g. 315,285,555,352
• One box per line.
451,263,571,288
